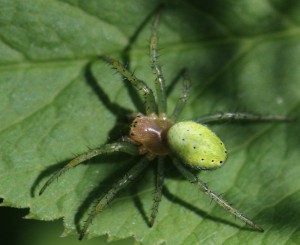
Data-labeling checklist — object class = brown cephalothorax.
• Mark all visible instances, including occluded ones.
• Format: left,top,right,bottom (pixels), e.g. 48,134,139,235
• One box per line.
129,113,174,156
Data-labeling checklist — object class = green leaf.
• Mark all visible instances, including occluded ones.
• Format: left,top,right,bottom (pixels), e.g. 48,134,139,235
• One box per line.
1,0,300,244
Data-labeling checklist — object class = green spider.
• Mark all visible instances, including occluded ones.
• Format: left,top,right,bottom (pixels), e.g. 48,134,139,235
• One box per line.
39,10,291,240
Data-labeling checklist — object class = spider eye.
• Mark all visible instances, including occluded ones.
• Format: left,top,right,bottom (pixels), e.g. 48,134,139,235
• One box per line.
167,121,227,170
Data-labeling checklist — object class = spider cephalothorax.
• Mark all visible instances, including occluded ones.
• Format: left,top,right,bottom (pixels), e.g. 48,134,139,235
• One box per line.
129,113,173,157
38,8,291,240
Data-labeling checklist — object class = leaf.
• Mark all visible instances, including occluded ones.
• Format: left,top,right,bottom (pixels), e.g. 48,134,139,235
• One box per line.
0,0,300,244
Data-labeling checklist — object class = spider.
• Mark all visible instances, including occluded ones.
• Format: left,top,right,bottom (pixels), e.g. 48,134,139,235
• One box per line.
39,10,291,240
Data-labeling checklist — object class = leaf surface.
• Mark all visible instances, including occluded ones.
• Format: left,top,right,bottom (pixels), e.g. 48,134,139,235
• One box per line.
0,0,300,244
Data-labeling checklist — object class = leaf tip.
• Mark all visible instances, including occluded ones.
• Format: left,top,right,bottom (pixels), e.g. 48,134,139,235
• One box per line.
23,213,38,220
0,200,11,207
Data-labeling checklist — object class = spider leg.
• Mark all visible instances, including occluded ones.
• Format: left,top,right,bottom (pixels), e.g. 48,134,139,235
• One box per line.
39,142,139,196
150,9,166,115
101,56,157,115
149,157,164,226
170,69,191,121
79,156,150,240
173,159,264,232
195,112,294,124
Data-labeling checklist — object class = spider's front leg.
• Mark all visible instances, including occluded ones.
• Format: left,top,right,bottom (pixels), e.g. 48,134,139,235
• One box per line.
149,10,191,122
173,159,264,232
39,142,139,196
101,56,157,116
150,9,166,115
79,156,150,240
170,69,191,122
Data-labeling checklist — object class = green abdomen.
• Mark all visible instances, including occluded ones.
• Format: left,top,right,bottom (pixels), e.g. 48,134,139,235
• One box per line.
167,121,227,170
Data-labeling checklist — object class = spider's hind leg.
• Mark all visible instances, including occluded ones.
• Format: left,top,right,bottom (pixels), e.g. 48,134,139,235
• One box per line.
39,142,139,196
195,112,294,124
173,159,264,232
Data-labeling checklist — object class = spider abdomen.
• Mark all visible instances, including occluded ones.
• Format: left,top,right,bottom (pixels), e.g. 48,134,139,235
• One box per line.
130,113,174,156
167,121,227,169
